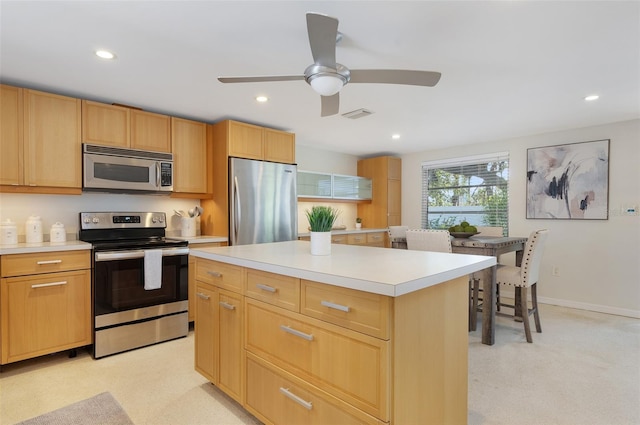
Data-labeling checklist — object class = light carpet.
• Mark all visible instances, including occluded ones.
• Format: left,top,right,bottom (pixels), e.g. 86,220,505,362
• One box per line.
15,392,133,425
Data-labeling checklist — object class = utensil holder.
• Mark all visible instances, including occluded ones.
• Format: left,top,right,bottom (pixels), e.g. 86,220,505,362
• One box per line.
181,217,196,237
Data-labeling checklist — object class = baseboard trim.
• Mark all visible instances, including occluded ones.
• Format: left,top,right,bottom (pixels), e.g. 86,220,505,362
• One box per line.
536,296,640,319
498,289,640,319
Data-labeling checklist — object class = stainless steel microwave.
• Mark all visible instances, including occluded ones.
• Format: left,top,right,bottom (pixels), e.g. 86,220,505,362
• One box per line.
83,144,173,193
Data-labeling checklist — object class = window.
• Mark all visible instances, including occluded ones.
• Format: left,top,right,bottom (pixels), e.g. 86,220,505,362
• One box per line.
421,152,509,235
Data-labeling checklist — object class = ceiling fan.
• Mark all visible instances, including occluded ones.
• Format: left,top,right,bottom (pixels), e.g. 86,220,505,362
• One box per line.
217,12,442,117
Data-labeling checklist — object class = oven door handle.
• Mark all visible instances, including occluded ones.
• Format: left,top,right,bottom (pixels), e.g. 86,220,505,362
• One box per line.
95,247,189,262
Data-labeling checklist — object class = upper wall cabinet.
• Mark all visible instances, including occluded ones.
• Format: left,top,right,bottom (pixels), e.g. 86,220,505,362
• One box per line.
1,85,82,194
171,117,209,197
357,156,402,228
81,100,171,153
297,170,372,201
226,120,295,164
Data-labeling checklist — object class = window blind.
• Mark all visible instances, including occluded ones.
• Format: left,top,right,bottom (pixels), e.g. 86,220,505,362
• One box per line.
421,152,510,234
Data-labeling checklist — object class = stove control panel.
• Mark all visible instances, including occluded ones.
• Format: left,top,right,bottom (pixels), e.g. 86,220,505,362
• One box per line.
80,212,166,230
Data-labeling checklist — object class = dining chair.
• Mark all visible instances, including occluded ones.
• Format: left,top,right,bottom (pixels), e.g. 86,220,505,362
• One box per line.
469,226,504,331
405,229,452,253
494,229,549,343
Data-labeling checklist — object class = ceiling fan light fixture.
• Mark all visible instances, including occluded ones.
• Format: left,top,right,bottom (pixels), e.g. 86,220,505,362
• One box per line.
309,74,345,96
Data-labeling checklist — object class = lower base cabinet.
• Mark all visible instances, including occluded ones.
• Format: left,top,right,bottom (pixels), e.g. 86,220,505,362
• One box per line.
193,257,468,425
1,251,91,365
245,354,384,425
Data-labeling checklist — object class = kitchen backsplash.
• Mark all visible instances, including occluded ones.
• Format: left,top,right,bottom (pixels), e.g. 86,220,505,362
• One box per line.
0,193,202,240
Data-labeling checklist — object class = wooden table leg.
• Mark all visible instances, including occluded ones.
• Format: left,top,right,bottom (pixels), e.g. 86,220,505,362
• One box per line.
482,265,496,345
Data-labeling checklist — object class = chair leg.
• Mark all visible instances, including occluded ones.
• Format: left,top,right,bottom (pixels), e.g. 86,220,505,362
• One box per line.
531,283,542,333
469,278,479,331
519,287,533,343
496,284,501,312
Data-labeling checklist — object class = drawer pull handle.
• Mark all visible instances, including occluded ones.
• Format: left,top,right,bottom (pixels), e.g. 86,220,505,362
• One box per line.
207,271,222,277
196,292,210,300
36,260,62,265
321,300,351,313
372,235,381,240
256,283,277,293
32,280,67,289
280,325,314,341
219,301,236,310
279,387,313,410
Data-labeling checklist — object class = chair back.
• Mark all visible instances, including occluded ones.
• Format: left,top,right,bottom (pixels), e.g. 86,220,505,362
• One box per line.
388,225,409,240
405,229,452,253
475,226,503,237
521,229,549,286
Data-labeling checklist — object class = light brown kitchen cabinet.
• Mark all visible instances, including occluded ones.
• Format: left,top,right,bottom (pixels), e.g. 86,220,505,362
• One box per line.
81,100,171,152
1,88,82,194
0,85,23,186
172,117,209,196
299,231,385,247
224,120,295,164
192,255,468,425
193,259,244,404
357,156,402,241
188,242,224,322
0,250,91,365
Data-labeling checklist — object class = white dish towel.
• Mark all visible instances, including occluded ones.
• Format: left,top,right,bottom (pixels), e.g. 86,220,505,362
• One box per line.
144,249,163,290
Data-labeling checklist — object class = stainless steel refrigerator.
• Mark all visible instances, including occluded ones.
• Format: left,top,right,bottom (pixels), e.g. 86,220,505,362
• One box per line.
229,157,298,245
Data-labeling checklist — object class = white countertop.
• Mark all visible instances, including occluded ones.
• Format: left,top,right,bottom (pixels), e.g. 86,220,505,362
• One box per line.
0,240,92,255
190,240,496,297
297,227,388,237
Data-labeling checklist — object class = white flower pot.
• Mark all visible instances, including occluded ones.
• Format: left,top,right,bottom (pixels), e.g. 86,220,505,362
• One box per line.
310,231,332,255
355,223,362,229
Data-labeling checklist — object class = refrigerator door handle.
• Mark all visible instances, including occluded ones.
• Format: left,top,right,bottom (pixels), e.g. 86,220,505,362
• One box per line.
233,175,241,242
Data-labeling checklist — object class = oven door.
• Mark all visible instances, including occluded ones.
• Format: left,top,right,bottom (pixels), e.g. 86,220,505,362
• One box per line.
93,247,188,317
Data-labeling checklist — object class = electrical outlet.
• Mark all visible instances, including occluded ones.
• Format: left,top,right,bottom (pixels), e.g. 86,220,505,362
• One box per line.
552,266,560,277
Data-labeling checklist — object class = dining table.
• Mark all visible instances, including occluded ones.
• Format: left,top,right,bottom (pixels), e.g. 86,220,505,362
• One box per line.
450,235,528,345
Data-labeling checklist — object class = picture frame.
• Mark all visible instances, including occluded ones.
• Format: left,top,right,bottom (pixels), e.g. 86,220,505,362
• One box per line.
526,139,610,220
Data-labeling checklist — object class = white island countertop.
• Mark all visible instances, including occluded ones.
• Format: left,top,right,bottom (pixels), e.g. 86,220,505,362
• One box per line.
190,240,496,297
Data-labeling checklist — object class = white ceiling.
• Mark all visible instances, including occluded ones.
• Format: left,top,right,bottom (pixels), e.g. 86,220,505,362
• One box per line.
1,1,638,156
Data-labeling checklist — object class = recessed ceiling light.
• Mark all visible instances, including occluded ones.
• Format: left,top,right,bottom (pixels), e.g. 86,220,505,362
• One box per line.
584,94,599,101
392,134,401,140
256,96,268,103
95,50,115,60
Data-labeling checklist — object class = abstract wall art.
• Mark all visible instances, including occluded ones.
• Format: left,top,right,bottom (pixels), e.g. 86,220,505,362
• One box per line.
526,139,609,220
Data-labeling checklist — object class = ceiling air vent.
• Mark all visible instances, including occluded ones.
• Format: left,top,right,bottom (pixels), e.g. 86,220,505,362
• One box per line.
341,108,374,119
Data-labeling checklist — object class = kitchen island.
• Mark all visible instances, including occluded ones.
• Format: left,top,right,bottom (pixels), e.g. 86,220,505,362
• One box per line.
190,241,495,425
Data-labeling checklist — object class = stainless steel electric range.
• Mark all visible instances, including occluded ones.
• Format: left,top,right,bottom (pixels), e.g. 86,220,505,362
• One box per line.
79,212,189,359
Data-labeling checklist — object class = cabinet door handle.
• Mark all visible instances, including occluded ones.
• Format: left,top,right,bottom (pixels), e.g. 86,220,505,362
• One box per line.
280,325,314,341
321,300,351,313
256,283,277,293
207,271,222,277
371,235,381,240
36,259,62,265
279,387,313,410
32,280,67,288
196,292,210,300
219,301,236,310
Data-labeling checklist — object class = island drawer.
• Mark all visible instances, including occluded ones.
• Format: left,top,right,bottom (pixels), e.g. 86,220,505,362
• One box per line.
330,234,348,244
245,299,390,421
347,234,367,245
245,353,384,425
195,259,244,292
246,269,300,312
366,232,386,246
1,251,90,277
300,280,391,340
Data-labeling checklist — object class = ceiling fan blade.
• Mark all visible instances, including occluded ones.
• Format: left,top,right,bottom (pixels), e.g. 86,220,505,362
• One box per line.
320,93,340,117
218,75,305,83
306,12,339,67
349,70,442,87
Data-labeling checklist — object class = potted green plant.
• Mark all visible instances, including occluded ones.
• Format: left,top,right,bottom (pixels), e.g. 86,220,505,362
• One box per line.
355,217,362,229
305,206,340,255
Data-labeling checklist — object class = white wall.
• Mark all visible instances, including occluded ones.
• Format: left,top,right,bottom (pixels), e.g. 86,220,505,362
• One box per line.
402,119,640,318
295,144,360,232
0,193,203,239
